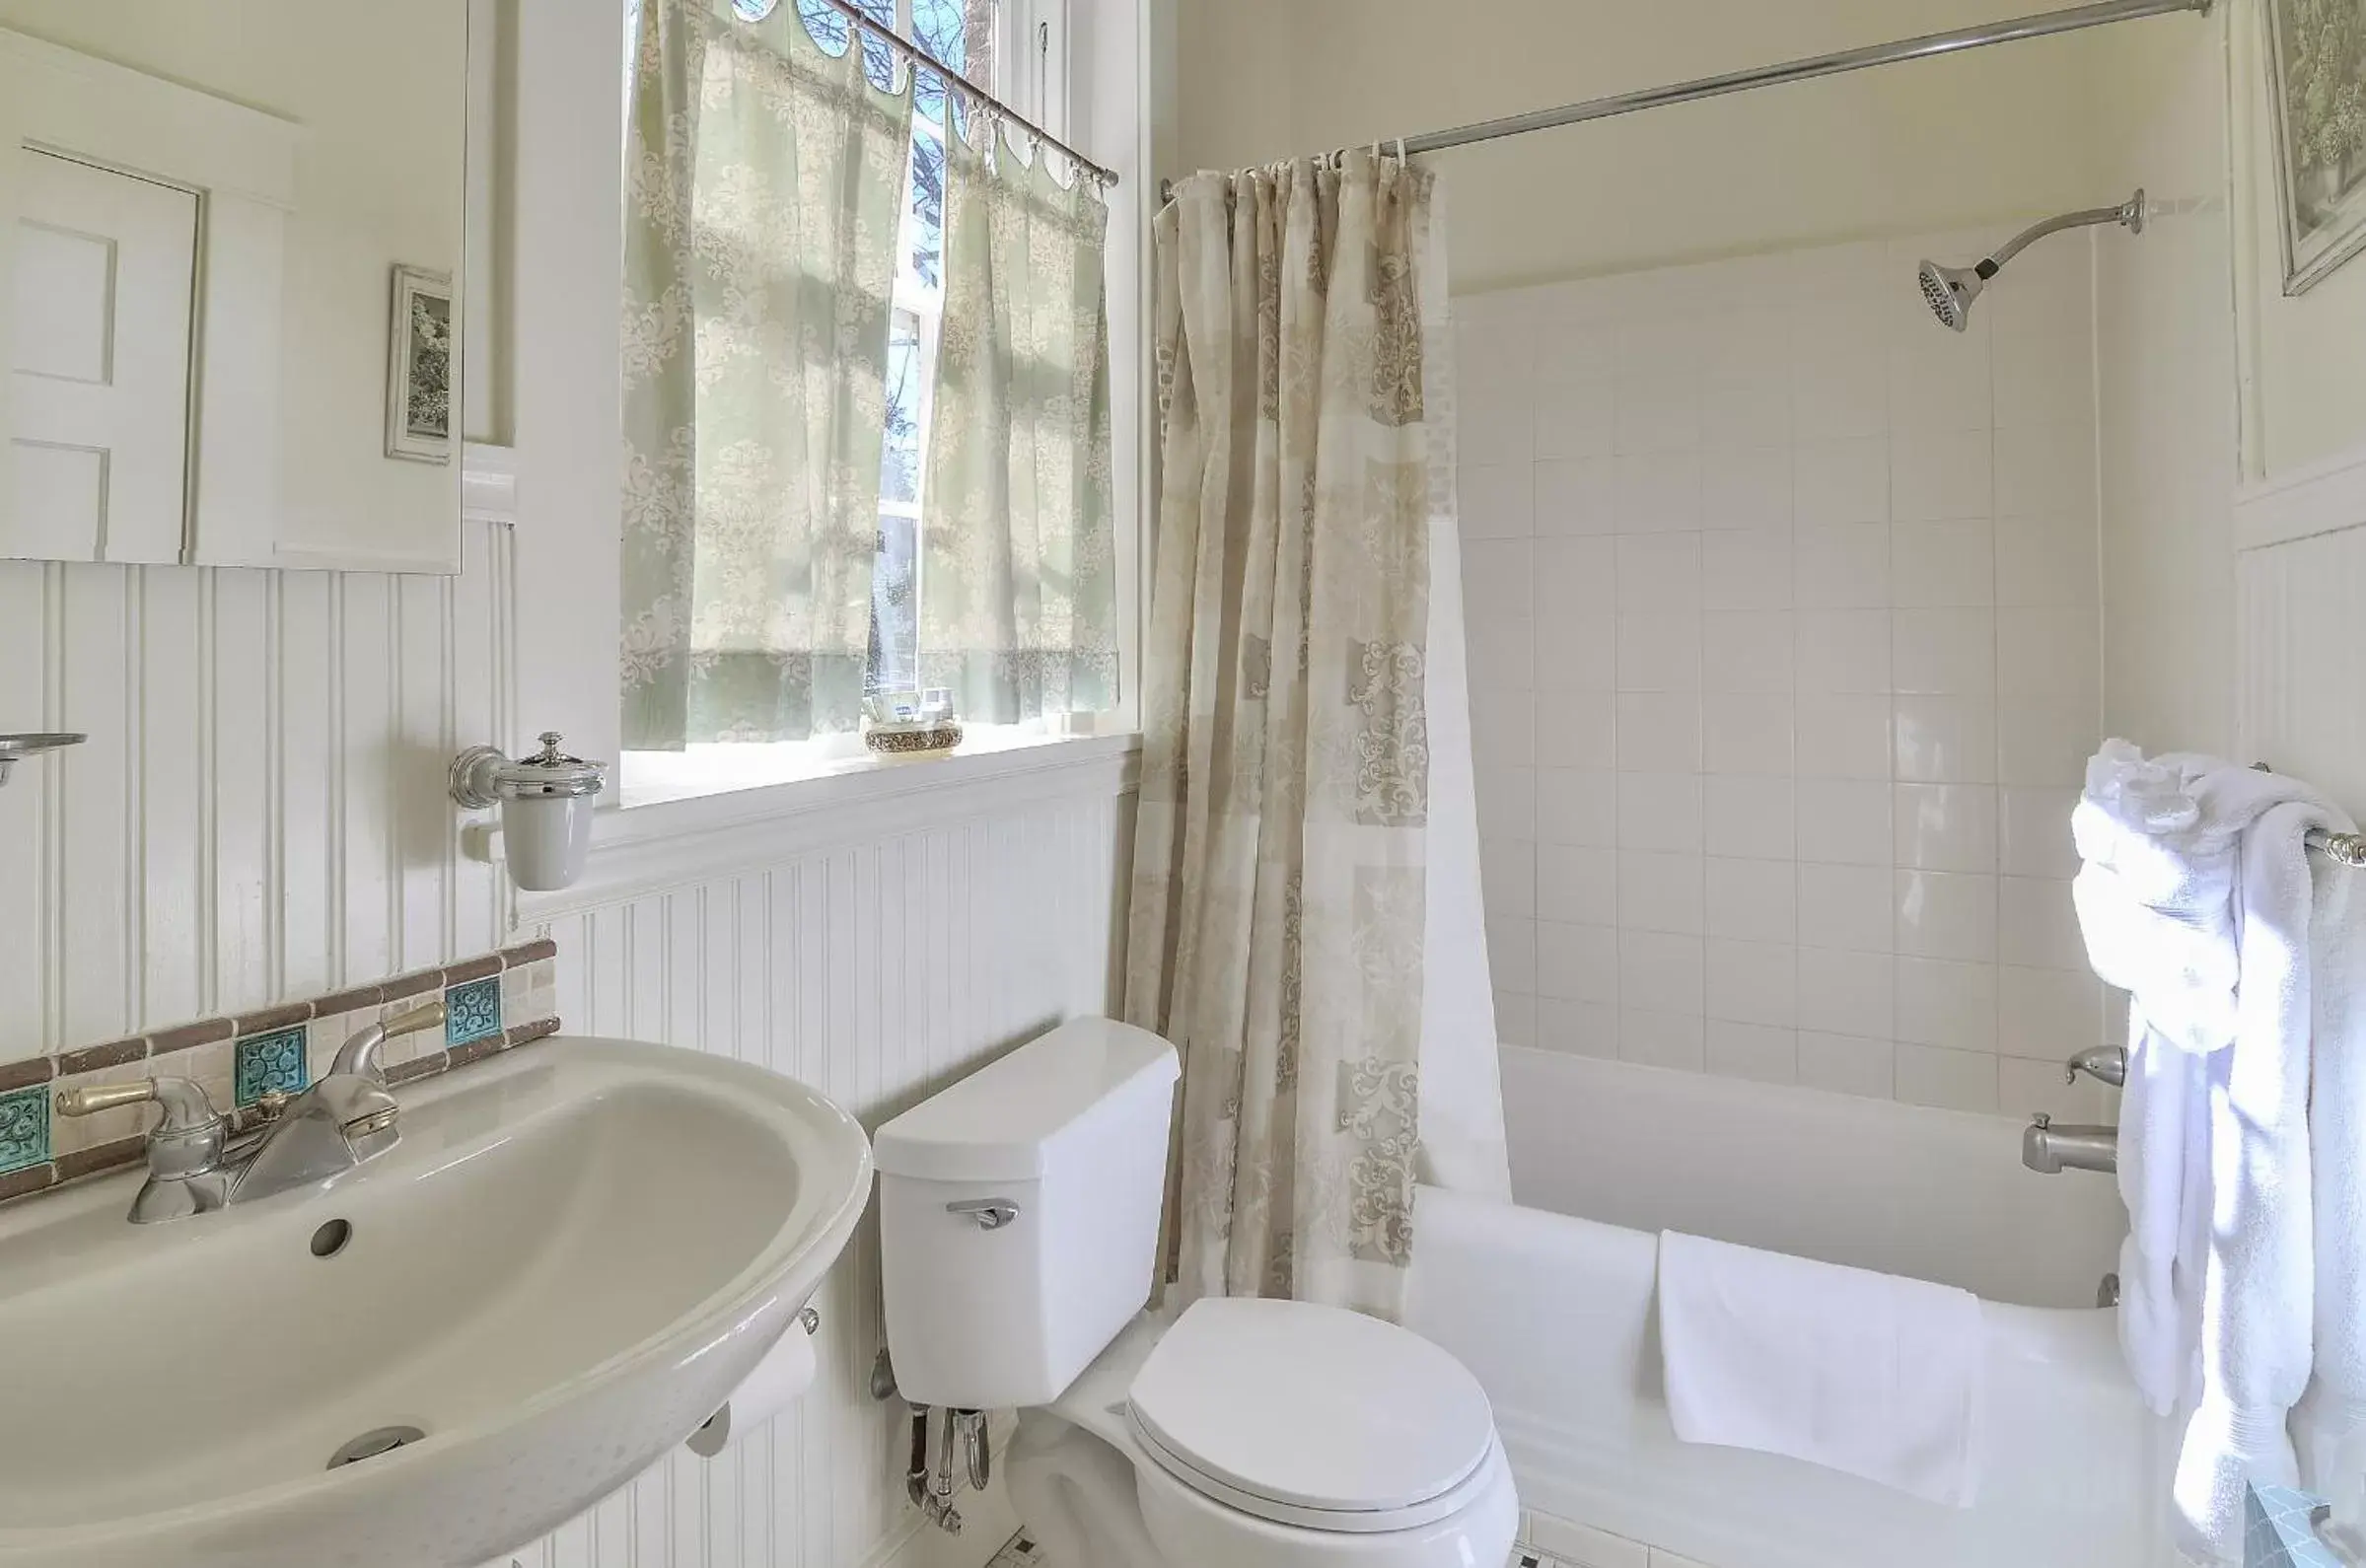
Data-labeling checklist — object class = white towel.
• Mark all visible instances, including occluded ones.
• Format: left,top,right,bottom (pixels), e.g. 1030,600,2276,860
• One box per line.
1657,1231,1984,1508
2069,743,2366,1562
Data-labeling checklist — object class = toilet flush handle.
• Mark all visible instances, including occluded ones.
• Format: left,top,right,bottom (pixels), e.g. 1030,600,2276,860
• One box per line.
947,1198,1022,1231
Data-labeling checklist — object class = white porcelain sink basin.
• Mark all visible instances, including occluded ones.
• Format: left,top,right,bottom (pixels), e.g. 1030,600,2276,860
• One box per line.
0,1037,872,1568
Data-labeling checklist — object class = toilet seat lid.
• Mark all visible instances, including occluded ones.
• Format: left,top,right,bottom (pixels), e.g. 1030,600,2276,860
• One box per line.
1124,1298,1497,1527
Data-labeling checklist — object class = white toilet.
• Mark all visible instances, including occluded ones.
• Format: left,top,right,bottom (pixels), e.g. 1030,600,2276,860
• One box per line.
876,1017,1519,1568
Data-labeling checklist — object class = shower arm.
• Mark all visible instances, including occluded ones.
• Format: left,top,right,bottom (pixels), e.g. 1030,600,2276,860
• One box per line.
1978,191,2145,275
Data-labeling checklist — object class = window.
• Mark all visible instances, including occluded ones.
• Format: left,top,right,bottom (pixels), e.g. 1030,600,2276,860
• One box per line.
623,0,1092,792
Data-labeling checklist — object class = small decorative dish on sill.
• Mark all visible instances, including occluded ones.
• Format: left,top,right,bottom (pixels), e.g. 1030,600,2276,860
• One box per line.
863,687,962,759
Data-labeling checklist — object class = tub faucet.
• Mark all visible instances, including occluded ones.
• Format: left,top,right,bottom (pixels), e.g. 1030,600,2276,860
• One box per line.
53,1002,443,1224
2023,1112,2116,1176
2065,1045,2127,1089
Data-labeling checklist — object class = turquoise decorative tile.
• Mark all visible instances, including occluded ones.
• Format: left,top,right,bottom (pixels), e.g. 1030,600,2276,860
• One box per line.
235,1028,310,1106
446,976,502,1046
0,1087,49,1175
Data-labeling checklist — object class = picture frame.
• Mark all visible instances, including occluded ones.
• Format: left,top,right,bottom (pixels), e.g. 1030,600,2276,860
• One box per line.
386,263,455,463
2265,0,2366,296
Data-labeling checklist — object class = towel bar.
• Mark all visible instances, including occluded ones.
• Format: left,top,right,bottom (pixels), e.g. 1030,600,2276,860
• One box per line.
2308,829,2366,868
2249,764,2366,866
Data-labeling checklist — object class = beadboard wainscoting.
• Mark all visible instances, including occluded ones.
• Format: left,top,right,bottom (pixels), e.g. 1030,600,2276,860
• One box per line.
500,753,1137,1568
2237,442,2366,813
0,458,518,1067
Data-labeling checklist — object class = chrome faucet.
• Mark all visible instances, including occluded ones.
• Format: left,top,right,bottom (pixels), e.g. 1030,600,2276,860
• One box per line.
2023,1112,2117,1176
54,1002,444,1224
2066,1044,2127,1089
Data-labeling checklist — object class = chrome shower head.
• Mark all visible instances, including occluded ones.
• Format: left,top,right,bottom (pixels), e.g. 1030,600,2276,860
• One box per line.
1915,187,2146,332
1918,259,1988,332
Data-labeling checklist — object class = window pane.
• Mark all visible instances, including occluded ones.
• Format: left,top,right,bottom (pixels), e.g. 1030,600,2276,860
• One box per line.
911,0,997,119
911,0,962,122
868,512,920,695
794,0,897,88
907,129,945,288
881,312,923,505
793,0,846,48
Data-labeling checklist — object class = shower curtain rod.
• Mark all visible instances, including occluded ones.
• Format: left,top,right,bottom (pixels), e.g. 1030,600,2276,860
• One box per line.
1159,0,2213,205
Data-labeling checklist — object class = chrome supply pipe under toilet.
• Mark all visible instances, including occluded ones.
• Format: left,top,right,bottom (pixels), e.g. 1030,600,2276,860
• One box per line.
903,1403,991,1533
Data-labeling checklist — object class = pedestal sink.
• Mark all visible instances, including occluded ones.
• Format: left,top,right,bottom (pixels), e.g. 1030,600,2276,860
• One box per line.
0,1038,873,1568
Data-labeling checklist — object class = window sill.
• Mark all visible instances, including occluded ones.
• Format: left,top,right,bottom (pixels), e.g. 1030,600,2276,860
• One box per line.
486,730,1142,918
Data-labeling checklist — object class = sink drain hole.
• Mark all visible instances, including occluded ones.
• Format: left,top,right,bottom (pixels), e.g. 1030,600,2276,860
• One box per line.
310,1219,352,1258
328,1425,426,1469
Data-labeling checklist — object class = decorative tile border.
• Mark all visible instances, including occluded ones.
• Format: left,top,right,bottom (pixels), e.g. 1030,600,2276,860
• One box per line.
0,939,561,1209
234,1029,309,1106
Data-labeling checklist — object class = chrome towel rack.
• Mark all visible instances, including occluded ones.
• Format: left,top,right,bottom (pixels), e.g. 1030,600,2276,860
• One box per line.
2251,763,2366,866
2310,830,2366,869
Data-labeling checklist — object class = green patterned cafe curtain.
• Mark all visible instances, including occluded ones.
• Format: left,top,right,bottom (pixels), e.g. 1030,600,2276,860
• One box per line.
920,120,1117,725
620,0,908,748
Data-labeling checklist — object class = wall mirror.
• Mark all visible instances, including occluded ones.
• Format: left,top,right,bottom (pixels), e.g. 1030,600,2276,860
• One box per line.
0,1,468,572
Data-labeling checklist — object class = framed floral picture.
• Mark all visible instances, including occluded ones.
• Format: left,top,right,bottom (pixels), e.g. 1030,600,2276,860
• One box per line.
386,263,455,463
2266,0,2366,295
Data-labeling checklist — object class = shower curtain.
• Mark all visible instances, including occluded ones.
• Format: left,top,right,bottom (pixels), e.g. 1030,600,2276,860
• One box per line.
1124,152,1509,1322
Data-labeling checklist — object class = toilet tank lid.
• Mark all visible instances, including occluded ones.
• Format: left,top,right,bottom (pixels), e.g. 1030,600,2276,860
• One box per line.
874,1018,1180,1183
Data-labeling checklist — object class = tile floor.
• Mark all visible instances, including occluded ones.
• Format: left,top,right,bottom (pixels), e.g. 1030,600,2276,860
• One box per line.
988,1518,1710,1568
985,1531,1043,1567
1516,1509,1717,1568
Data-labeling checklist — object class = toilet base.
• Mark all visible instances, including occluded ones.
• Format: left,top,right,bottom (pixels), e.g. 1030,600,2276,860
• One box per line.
1005,1408,1520,1568
1006,1414,1166,1568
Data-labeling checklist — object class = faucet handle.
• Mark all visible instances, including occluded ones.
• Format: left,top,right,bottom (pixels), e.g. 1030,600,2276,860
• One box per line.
56,1076,223,1132
329,1000,447,1081
2065,1045,2128,1089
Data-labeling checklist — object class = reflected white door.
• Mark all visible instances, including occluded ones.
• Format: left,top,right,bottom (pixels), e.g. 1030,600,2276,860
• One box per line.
7,148,197,563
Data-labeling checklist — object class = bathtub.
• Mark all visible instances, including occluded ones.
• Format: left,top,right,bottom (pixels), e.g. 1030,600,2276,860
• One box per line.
1402,1047,2176,1568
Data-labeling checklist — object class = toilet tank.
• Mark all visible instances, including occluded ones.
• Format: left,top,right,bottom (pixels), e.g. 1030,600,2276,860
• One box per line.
876,1018,1180,1410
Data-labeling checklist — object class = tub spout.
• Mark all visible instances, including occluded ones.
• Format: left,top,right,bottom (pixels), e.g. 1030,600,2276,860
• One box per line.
2023,1113,2116,1176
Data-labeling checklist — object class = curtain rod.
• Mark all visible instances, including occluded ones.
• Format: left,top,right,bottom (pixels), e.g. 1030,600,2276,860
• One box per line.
1158,0,2211,205
793,0,1119,190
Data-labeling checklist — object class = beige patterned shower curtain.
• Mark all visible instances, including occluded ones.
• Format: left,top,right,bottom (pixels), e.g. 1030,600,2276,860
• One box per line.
1124,151,1506,1321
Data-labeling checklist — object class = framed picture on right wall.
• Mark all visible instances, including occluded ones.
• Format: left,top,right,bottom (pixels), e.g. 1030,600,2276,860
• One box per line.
2266,0,2366,295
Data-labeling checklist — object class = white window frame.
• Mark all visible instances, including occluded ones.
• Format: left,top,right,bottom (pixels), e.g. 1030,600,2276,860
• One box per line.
996,0,1070,138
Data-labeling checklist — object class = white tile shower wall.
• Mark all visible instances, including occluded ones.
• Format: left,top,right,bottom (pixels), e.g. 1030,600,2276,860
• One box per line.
509,787,1132,1568
1459,234,2113,1117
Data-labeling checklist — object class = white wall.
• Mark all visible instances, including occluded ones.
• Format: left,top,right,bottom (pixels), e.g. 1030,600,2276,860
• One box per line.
2096,10,2242,760
1457,230,2114,1120
1174,0,2136,293
2230,0,2366,480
